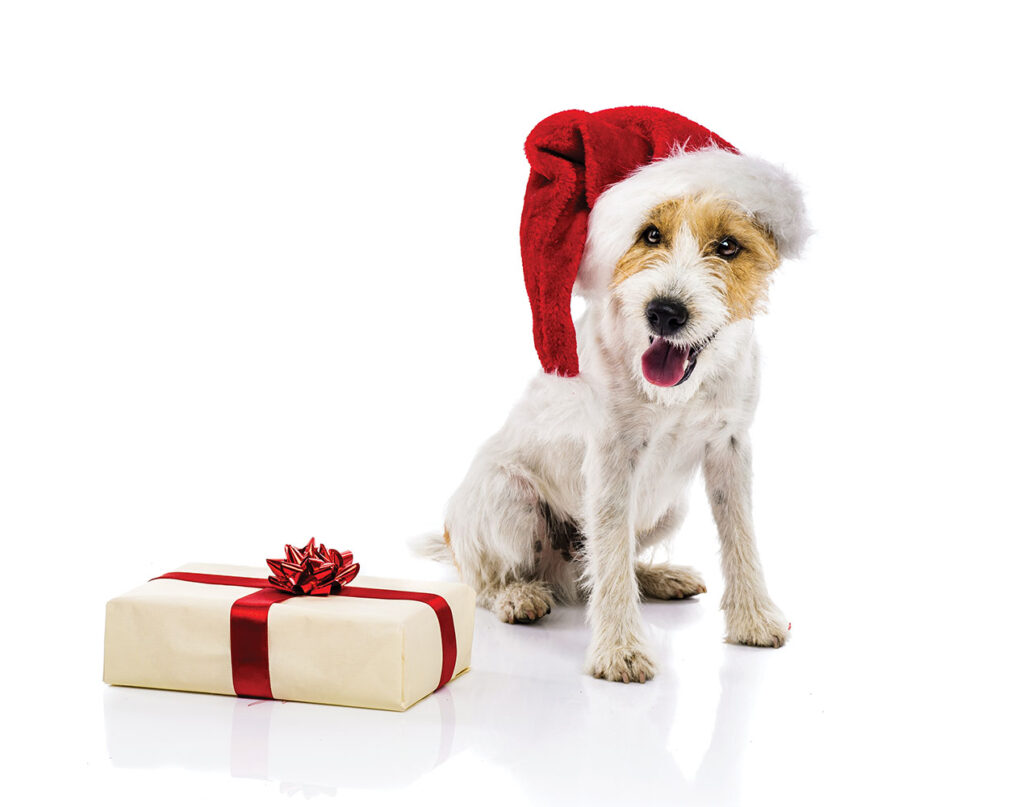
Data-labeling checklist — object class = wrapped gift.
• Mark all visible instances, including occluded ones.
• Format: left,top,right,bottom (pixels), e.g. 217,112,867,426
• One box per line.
103,540,475,711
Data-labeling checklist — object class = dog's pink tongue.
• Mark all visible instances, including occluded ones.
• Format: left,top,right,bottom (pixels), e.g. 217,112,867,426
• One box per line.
642,338,691,387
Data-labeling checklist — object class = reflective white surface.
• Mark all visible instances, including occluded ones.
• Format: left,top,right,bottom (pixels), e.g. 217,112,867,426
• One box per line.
91,574,1018,805
99,599,779,803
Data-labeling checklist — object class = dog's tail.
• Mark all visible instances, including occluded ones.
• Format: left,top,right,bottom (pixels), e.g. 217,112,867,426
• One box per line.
408,529,454,564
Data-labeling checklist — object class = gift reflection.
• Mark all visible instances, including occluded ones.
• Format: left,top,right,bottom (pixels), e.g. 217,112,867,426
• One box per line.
104,601,768,803
103,684,458,791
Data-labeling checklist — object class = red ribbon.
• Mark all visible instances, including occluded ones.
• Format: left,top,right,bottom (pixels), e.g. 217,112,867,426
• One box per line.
153,543,457,700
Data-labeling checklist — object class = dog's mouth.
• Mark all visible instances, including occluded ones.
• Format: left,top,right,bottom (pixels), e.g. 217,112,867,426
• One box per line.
642,333,716,387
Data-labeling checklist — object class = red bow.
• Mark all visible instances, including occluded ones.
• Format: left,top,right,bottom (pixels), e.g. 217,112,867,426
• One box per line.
265,538,360,596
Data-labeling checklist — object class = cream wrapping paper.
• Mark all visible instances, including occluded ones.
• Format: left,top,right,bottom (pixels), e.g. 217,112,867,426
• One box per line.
104,563,475,711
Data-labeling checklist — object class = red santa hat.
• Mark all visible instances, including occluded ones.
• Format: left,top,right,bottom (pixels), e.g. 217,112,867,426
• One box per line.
519,106,809,377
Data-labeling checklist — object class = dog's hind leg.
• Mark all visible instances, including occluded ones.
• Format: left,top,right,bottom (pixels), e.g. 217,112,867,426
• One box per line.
488,579,554,624
634,507,706,600
444,457,555,623
636,563,707,600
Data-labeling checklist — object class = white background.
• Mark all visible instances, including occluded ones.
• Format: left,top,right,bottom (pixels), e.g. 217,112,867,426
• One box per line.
2,2,1022,804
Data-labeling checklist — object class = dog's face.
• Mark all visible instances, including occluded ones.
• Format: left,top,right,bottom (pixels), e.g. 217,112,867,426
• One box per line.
607,195,781,398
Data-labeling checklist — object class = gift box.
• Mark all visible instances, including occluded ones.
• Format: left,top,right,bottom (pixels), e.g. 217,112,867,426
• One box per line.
103,541,476,711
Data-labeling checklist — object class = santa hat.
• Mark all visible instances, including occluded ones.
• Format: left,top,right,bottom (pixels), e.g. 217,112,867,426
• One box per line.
519,106,809,377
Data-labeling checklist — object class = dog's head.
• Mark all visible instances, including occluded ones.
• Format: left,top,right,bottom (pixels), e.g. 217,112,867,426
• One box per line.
606,194,780,396
572,146,808,401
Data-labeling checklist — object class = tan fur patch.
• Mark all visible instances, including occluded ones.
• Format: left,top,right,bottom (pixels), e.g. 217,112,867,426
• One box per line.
443,526,462,576
612,196,780,321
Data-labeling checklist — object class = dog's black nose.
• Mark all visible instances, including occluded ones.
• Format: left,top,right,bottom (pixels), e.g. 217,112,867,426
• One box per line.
646,298,689,336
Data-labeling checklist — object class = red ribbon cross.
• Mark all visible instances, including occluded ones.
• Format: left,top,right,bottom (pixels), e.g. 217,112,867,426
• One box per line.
154,558,457,700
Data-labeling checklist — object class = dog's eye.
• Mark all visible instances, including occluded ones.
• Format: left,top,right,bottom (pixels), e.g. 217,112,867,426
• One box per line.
642,225,661,245
715,237,741,259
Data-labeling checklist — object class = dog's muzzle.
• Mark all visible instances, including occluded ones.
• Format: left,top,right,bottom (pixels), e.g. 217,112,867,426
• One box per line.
641,298,717,387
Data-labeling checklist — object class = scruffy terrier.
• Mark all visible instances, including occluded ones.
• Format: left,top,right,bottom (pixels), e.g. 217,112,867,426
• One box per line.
421,108,809,683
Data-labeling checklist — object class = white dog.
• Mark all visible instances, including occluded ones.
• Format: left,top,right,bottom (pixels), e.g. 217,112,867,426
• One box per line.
420,110,808,683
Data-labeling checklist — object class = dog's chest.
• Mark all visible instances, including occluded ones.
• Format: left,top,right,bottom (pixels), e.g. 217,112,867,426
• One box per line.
630,398,725,524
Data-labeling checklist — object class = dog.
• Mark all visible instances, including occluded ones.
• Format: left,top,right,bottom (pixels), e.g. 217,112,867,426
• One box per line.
420,109,807,683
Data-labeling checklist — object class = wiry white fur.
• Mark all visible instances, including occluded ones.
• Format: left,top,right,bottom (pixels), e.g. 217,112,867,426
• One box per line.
428,177,798,683
577,146,810,298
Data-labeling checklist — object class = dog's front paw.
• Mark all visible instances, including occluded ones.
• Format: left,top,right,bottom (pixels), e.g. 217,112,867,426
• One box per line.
492,580,554,624
585,640,657,683
725,600,790,648
636,563,707,600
